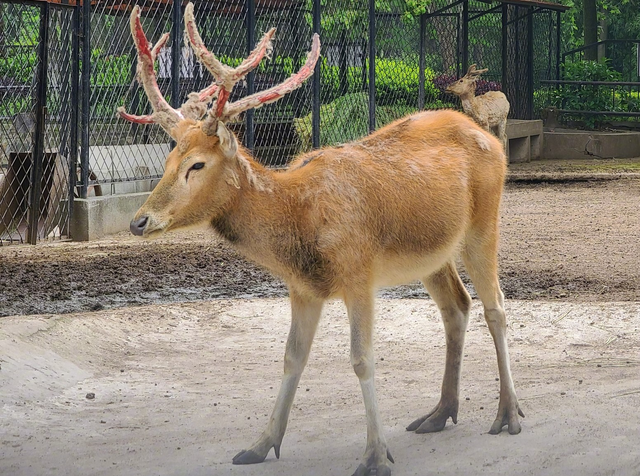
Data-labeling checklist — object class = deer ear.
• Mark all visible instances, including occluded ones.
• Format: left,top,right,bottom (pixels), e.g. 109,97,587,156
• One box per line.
216,122,238,160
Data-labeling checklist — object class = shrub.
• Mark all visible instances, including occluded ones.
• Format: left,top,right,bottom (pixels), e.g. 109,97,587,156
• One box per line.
294,91,417,152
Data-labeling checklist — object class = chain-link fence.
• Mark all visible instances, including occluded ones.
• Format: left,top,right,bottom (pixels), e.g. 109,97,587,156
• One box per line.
0,0,566,244
0,1,75,245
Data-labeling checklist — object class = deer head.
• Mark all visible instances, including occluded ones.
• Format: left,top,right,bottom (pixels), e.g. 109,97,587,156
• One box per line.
445,64,489,97
118,3,320,238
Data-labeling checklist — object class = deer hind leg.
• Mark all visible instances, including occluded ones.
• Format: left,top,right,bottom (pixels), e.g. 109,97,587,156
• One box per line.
462,223,524,435
345,287,394,476
406,261,471,433
233,290,323,465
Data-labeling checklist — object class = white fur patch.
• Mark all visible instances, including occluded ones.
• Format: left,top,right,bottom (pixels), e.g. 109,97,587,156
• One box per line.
468,130,491,151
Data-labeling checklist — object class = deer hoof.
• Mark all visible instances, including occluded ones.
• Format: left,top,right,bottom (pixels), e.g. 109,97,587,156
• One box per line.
232,449,267,465
406,403,457,433
351,463,392,476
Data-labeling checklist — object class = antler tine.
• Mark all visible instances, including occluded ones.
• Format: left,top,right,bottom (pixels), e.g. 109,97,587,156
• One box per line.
184,2,276,116
201,33,320,133
117,6,183,132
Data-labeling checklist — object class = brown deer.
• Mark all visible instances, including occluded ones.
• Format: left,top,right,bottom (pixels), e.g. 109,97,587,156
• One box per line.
446,64,510,153
120,5,523,475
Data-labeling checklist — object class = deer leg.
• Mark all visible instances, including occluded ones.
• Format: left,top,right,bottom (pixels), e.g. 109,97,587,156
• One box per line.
232,291,323,464
462,227,524,435
496,121,508,155
345,289,393,476
407,261,471,433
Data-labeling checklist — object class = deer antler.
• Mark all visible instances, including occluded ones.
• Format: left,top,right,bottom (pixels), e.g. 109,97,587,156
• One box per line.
120,3,321,138
117,5,222,136
184,2,320,135
466,64,489,77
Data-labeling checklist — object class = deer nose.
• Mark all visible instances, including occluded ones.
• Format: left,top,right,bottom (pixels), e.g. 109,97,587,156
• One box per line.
130,216,148,236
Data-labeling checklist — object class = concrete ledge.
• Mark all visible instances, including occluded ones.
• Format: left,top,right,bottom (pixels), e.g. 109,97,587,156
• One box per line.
71,192,150,241
506,119,543,163
543,130,640,159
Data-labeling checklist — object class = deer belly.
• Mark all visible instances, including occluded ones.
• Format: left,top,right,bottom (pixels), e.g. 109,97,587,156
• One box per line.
373,243,460,288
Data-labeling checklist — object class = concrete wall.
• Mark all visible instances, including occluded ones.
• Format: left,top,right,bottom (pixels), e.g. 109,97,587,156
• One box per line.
70,192,151,241
544,131,640,159
89,144,169,195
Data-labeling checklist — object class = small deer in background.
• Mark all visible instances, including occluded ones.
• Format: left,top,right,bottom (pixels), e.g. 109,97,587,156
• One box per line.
119,5,523,475
446,64,510,153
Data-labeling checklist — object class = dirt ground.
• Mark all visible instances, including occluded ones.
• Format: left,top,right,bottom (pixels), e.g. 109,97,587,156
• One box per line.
1,161,639,317
0,160,639,475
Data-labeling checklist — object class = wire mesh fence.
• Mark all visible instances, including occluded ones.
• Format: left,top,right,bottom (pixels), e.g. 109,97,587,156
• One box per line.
0,0,566,245
0,2,74,245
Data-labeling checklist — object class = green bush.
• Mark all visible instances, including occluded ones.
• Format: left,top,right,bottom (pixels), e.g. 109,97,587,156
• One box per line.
294,91,417,152
543,60,638,128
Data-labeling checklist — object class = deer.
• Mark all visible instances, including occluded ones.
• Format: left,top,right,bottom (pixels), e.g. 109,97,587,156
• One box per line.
119,5,523,476
445,64,510,154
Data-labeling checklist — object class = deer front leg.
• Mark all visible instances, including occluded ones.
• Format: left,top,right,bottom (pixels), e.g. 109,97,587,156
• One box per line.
345,290,393,476
232,291,323,465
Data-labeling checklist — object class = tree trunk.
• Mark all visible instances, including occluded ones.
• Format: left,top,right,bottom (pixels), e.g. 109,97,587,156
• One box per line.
583,0,598,60
597,9,607,62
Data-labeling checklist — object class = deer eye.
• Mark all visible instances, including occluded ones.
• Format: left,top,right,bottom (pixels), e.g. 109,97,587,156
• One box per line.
190,162,205,170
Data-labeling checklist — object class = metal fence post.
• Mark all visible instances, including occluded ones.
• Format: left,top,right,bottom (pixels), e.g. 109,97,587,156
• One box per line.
80,0,90,199
527,6,534,119
418,13,426,110
462,0,469,72
28,2,50,244
171,0,182,149
368,0,375,133
502,3,508,93
312,0,320,149
245,0,255,151
555,9,561,80
69,4,81,222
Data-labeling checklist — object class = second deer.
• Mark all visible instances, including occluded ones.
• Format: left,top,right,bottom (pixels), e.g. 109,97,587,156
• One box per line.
446,64,510,153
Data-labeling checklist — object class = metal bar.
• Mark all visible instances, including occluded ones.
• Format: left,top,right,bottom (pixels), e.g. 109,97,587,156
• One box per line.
80,0,90,199
312,0,320,149
418,13,426,110
170,0,182,149
424,0,465,19
540,80,640,86
368,0,375,133
28,2,50,245
462,0,469,73
469,4,501,22
505,6,545,26
552,110,640,117
502,3,508,96
527,6,534,119
245,0,255,151
555,10,561,80
69,4,80,224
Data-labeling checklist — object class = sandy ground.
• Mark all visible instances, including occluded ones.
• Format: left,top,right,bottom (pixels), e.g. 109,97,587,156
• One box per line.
1,298,639,476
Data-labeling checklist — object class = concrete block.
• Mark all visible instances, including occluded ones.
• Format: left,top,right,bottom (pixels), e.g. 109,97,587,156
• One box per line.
70,192,150,241
543,130,640,159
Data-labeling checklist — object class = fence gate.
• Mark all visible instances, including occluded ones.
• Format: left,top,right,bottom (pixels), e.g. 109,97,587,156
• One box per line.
0,1,76,245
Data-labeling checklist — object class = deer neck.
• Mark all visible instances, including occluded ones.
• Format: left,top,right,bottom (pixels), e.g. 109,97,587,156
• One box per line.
210,154,289,268
458,91,476,114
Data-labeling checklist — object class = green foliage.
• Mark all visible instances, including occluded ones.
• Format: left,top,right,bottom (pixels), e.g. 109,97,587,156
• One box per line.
544,60,638,128
0,52,37,84
91,50,132,86
294,91,417,152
